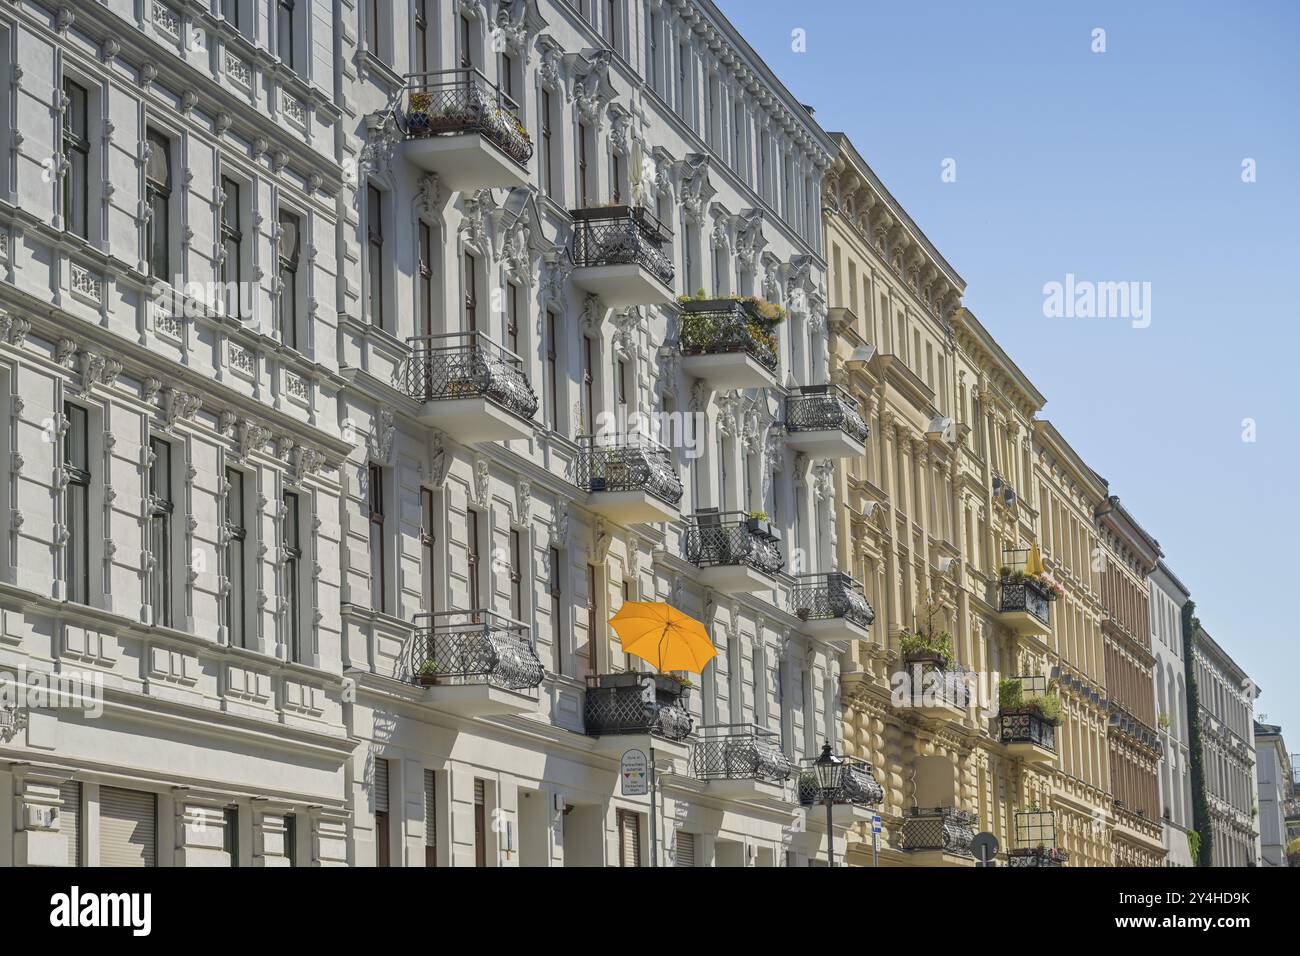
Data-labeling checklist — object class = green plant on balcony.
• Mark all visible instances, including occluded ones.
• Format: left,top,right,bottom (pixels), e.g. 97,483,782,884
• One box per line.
999,677,1063,724
899,596,954,667
416,659,440,686
1158,711,1172,730
676,293,788,324
1188,829,1201,861
1000,566,1061,601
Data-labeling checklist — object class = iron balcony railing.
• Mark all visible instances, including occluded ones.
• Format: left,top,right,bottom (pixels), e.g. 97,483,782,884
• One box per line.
999,576,1051,626
583,672,693,741
900,806,977,856
898,655,973,710
575,434,683,508
678,298,779,374
691,724,792,785
1000,708,1058,752
407,610,544,691
791,571,875,630
684,509,783,577
797,758,885,807
1007,846,1070,867
570,205,675,288
1008,810,1068,866
785,384,870,444
393,68,532,166
405,331,538,422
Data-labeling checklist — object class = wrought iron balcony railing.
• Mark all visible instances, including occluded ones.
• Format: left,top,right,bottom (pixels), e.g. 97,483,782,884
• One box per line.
785,385,870,444
583,672,693,741
899,806,977,856
1007,846,1070,867
570,205,675,287
393,68,532,166
678,298,780,373
575,434,683,507
404,331,538,422
684,510,783,576
407,610,544,691
898,655,973,710
692,724,791,785
791,571,875,629
999,708,1058,752
999,576,1051,626
797,758,885,807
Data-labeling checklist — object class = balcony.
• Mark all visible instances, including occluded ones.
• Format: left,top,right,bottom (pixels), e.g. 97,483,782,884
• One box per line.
393,69,532,191
583,672,693,757
998,675,1059,765
407,610,544,717
683,509,783,594
569,205,675,307
404,332,537,442
900,807,977,864
791,572,875,642
997,572,1053,640
576,435,682,524
896,652,971,723
783,385,870,458
678,297,781,389
798,757,885,826
1008,810,1069,867
691,724,792,804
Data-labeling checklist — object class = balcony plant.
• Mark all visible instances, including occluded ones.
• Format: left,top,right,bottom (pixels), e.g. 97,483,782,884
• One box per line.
406,91,434,134
999,677,1063,724
1000,566,1061,601
899,596,954,667
416,659,440,687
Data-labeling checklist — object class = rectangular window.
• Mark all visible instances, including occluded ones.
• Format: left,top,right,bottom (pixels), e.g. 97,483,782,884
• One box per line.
222,0,240,28
368,463,386,614
505,284,519,355
648,12,659,91
62,79,90,238
604,0,617,45
220,177,242,292
366,0,385,62
509,528,523,621
414,0,430,73
617,808,641,867
60,782,82,867
277,0,296,71
145,129,171,279
278,210,301,349
549,546,563,675
424,769,438,867
459,16,473,70
462,252,477,332
466,509,482,611
611,152,622,205
99,787,157,867
418,221,434,338
578,122,590,207
373,757,391,866
284,813,297,867
581,337,594,434
474,779,487,868
283,491,302,661
540,89,554,195
583,564,598,677
63,403,90,605
545,310,560,433
367,185,384,328
224,806,239,867
225,468,247,647
616,357,628,407
148,436,173,627
421,487,436,613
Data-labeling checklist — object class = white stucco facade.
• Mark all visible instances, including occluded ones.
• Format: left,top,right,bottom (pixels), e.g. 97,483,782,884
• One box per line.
1149,561,1192,866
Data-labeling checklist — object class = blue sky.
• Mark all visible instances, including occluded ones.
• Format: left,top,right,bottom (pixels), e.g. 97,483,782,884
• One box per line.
716,0,1300,742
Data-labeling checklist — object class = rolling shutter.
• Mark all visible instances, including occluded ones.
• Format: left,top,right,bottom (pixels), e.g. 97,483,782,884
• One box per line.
674,831,695,868
373,758,389,813
617,809,641,867
424,770,437,867
473,779,486,868
374,758,390,868
100,787,156,867
60,782,82,867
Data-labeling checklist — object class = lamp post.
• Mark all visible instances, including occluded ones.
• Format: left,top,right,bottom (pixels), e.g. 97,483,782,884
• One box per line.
814,741,844,867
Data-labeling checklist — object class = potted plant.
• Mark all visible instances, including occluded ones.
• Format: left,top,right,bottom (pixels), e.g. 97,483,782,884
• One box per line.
406,91,434,135
416,659,440,687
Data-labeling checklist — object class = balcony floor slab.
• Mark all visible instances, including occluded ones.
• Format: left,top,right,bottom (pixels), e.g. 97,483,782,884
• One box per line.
680,352,778,390
999,609,1052,638
404,134,532,191
703,777,792,805
571,264,675,308
798,616,870,643
785,428,867,459
422,682,540,718
695,563,778,595
415,397,534,443
1003,740,1058,766
586,490,680,525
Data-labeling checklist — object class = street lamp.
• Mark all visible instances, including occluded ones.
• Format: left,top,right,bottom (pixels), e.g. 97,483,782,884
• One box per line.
814,741,844,866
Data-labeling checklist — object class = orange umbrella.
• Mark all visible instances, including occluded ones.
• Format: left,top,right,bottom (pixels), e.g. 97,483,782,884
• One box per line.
610,601,716,674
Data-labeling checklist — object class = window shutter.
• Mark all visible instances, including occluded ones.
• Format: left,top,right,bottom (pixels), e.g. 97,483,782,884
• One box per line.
99,787,156,867
424,770,438,867
617,809,641,867
373,758,389,813
674,831,694,868
60,782,82,867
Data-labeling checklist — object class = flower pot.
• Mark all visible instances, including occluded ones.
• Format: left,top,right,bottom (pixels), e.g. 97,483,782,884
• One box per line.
417,673,438,687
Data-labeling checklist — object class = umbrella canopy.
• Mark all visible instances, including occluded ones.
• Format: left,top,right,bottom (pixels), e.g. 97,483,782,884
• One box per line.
610,601,716,674
1026,542,1045,577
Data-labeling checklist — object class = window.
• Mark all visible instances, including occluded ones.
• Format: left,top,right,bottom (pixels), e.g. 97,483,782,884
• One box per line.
366,186,384,327
223,807,239,867
373,758,390,867
424,770,438,867
418,222,434,338
577,122,590,207
284,813,297,867
545,310,560,433
581,337,595,433
500,51,516,101
60,782,82,867
99,788,157,867
466,510,482,610
283,491,302,661
278,209,301,349
225,468,247,647
63,403,90,605
277,0,296,71
462,252,477,332
62,79,90,238
616,357,629,407
420,488,436,612
540,90,554,195
583,564,598,677
549,546,563,675
473,779,487,868
368,463,387,613
222,0,241,28
365,0,386,63
459,16,473,70
509,529,522,621
145,129,172,279
505,284,520,354
220,177,242,293
604,0,617,46
612,152,622,205
617,808,641,867
648,11,659,91
677,43,687,118
414,0,430,74
148,437,173,627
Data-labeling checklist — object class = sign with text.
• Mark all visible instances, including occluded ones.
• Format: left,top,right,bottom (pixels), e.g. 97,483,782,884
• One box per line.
620,749,649,796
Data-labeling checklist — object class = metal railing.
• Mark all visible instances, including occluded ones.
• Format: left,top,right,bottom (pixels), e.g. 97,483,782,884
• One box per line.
791,571,875,629
1007,846,1070,867
785,385,870,444
692,724,791,785
570,204,675,288
575,434,683,508
999,576,1051,626
678,298,780,373
684,509,783,576
583,672,693,741
393,68,532,166
900,806,977,856
897,656,972,709
404,331,538,422
1000,706,1058,751
797,758,885,807
407,610,544,691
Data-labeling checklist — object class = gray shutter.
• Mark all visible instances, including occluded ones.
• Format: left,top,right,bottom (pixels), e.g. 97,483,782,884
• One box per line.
674,831,694,867
617,809,640,867
373,758,389,813
424,770,437,847
60,782,82,866
100,787,156,867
